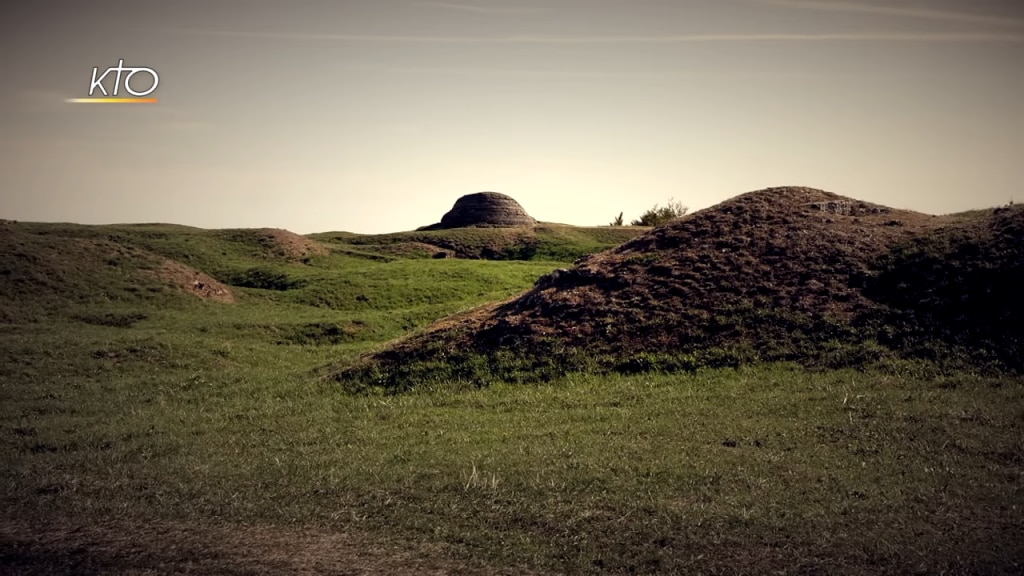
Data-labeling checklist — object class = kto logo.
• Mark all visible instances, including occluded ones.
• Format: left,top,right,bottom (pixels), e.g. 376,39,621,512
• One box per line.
66,59,159,104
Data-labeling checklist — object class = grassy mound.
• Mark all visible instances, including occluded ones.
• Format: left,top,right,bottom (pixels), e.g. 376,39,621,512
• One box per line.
0,224,173,322
332,187,1024,392
214,228,329,262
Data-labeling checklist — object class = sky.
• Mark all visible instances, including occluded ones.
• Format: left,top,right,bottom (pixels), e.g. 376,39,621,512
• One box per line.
1,0,1022,234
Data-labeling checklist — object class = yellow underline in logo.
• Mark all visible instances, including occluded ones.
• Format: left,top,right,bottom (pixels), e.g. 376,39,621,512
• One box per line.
65,98,159,104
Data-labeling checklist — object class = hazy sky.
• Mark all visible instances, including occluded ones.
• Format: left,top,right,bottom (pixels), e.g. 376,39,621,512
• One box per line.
1,0,1022,233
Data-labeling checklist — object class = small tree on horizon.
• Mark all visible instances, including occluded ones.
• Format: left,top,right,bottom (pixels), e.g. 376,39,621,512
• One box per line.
631,199,688,227
609,211,624,226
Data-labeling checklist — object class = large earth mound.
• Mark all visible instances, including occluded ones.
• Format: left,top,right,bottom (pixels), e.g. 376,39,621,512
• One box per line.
419,192,537,230
334,186,1023,391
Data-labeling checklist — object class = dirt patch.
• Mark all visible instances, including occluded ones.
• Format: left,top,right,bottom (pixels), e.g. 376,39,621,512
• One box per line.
157,260,235,303
0,516,534,575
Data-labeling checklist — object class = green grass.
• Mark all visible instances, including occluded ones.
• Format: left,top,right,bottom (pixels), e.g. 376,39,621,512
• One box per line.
2,220,1023,574
3,350,1022,573
309,222,647,261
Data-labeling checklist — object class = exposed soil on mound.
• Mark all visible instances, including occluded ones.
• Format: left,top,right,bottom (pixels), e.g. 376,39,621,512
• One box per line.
337,187,1023,389
223,228,329,261
510,187,948,343
157,260,235,303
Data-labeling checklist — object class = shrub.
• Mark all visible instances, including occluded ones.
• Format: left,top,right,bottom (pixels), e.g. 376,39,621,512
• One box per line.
631,199,688,227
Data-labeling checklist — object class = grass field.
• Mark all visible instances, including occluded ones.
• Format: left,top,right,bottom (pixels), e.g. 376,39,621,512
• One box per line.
1,221,1022,574
310,222,647,261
